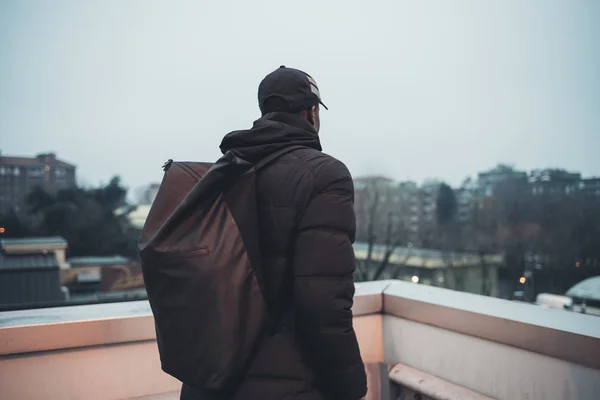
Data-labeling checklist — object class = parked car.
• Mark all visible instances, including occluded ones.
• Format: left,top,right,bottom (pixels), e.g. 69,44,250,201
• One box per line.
536,276,600,317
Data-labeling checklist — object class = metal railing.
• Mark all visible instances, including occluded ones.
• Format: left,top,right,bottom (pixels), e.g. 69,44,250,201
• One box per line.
388,363,496,400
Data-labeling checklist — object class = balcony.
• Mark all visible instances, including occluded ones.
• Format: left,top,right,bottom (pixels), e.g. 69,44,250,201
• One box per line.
1,280,599,400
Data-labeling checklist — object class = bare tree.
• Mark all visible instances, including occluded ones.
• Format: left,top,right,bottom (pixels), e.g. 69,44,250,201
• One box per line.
436,223,472,291
461,203,498,296
354,178,412,281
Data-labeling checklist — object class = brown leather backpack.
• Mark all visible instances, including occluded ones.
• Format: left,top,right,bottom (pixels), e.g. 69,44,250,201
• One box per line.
139,146,303,390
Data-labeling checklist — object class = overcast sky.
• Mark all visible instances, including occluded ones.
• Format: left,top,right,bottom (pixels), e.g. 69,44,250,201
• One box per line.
1,0,599,194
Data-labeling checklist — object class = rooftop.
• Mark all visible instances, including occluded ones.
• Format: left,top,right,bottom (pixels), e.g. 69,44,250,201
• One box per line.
68,255,131,266
0,280,598,400
125,204,153,230
353,242,503,268
0,236,68,246
0,152,75,168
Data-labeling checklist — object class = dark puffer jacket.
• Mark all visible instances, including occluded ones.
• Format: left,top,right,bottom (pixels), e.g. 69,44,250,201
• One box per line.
181,112,367,400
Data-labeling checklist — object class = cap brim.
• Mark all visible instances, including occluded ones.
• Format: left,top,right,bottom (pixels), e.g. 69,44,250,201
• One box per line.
319,101,328,110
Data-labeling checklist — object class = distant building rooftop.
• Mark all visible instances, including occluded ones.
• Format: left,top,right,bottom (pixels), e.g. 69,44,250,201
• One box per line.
0,237,67,246
353,242,503,268
127,204,153,230
0,152,75,168
477,164,527,181
68,255,130,267
353,176,396,190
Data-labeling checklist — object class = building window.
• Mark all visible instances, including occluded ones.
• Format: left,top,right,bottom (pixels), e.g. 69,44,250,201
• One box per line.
0,167,6,175
27,167,44,178
55,167,66,178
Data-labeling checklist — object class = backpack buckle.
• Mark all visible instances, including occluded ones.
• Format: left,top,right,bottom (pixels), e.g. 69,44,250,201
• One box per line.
162,159,173,171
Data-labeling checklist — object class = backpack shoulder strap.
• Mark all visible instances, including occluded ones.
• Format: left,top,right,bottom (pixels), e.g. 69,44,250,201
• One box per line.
254,145,308,170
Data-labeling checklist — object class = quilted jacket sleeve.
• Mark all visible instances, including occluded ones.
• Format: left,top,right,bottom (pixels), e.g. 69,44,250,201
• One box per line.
292,157,367,400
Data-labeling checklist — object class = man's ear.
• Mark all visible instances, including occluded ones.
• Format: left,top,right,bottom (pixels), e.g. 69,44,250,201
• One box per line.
306,107,314,125
310,106,317,124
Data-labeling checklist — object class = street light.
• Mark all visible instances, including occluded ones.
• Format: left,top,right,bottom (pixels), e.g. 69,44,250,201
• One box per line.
519,276,526,284
411,276,419,284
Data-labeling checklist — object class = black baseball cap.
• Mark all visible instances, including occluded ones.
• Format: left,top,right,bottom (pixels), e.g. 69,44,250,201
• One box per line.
258,65,328,114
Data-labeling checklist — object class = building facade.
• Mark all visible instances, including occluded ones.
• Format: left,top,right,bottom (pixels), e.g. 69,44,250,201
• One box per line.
396,181,420,241
477,164,528,199
354,176,441,247
529,168,582,196
353,166,599,252
0,151,76,213
354,176,398,243
579,177,600,197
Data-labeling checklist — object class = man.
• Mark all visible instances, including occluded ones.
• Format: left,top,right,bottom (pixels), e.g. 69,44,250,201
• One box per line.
182,66,367,400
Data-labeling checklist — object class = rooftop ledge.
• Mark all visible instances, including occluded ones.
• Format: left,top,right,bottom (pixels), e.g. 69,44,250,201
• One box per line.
1,280,599,400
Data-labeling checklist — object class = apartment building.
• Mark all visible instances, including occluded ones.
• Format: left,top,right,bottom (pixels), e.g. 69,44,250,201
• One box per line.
0,151,76,213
